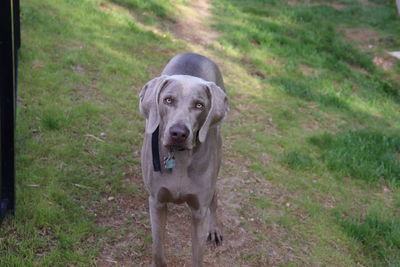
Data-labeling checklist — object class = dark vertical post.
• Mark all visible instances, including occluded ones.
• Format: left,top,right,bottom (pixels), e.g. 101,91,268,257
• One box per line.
0,0,19,221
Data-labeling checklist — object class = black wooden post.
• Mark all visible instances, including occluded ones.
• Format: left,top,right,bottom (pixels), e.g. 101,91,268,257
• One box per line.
0,0,20,221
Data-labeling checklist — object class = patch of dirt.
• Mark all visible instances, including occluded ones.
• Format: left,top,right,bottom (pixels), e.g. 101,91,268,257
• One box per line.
98,2,112,12
341,26,399,72
266,57,281,68
96,173,151,266
341,27,399,73
288,0,348,9
242,56,267,79
218,157,310,265
287,0,298,5
302,118,320,132
330,3,347,9
31,60,46,69
358,0,383,6
72,64,86,75
344,28,381,50
373,55,395,71
165,0,220,45
299,64,319,77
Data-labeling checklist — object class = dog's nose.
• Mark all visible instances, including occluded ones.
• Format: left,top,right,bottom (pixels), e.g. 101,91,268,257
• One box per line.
169,124,189,144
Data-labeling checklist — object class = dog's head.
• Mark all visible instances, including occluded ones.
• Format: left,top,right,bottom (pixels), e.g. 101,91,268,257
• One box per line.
139,75,228,150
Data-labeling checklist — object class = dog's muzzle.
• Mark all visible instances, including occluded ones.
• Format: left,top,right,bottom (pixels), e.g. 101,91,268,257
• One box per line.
167,123,189,149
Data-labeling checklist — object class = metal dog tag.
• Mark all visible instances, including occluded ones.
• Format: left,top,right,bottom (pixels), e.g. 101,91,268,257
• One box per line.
164,151,175,169
165,157,175,169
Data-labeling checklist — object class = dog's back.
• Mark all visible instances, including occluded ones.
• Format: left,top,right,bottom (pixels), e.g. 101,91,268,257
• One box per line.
162,52,225,90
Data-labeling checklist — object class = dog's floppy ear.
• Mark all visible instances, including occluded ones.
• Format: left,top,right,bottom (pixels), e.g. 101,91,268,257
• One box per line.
198,82,228,143
139,75,169,134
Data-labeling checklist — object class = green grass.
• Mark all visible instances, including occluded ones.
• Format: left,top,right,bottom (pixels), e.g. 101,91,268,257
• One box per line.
337,207,400,266
310,130,400,183
1,0,400,266
281,150,315,170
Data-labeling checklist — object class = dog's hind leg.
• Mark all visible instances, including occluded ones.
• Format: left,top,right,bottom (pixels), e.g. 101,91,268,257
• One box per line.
207,191,223,246
149,196,168,267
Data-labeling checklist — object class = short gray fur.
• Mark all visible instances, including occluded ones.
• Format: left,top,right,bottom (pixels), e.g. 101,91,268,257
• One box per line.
139,53,228,267
162,52,225,90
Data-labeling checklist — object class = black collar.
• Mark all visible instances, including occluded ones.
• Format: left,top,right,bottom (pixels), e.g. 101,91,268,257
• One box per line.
151,126,161,172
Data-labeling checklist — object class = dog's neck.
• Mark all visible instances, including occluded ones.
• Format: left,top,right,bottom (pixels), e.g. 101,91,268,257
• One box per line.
159,145,193,172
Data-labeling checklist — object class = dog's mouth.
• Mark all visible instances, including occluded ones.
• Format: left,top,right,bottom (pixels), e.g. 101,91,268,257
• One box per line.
162,135,191,150
165,143,188,151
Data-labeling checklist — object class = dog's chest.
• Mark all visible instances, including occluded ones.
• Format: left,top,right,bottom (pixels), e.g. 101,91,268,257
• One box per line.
157,162,204,192
152,156,212,202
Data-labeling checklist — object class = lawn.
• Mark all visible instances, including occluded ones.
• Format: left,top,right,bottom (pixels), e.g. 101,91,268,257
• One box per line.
1,0,399,266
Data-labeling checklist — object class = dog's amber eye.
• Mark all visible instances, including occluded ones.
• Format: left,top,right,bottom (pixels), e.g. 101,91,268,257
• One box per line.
195,103,204,109
164,97,173,105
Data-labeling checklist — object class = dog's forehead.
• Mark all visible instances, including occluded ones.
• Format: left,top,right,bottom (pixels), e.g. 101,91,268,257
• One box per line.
168,75,207,98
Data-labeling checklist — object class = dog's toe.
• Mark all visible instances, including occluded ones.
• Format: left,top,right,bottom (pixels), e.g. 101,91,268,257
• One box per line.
207,228,223,246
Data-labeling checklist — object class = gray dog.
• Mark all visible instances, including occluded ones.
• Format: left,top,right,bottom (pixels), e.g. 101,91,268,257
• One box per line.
139,53,228,266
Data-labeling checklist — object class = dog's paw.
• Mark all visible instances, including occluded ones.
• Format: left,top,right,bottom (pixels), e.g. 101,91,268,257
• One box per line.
207,228,223,246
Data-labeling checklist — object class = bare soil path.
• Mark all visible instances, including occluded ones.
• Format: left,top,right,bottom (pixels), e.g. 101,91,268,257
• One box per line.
166,0,220,45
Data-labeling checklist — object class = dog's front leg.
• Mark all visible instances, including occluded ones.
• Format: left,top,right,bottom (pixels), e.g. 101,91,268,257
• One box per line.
149,196,168,267
208,191,223,246
191,207,209,267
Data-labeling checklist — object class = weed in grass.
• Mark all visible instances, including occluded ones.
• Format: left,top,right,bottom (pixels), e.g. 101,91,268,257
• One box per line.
42,114,61,131
310,130,400,183
41,106,68,131
282,150,314,170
